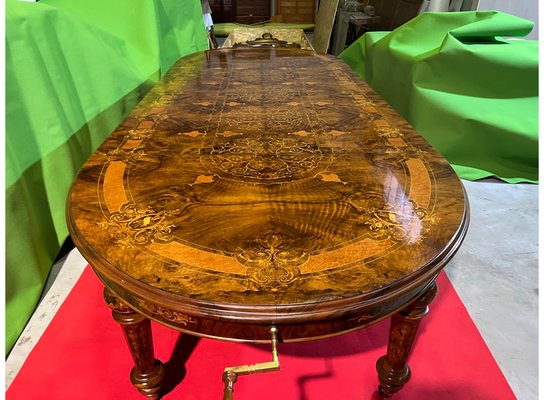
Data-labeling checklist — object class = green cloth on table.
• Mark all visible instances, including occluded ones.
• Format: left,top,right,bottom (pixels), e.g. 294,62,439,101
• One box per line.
6,0,208,353
339,11,538,183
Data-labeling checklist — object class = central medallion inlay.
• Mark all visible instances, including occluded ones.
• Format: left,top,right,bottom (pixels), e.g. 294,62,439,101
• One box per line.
201,133,332,183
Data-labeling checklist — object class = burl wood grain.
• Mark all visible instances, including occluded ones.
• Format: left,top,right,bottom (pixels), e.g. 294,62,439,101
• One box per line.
67,48,468,398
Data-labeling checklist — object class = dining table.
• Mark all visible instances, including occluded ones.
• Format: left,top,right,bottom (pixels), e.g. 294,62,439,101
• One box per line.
66,47,469,399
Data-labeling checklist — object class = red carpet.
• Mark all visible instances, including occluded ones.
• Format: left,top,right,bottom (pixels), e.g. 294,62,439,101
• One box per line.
7,266,516,400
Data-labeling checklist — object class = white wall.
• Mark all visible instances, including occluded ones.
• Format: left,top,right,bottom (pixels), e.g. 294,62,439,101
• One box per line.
477,0,538,39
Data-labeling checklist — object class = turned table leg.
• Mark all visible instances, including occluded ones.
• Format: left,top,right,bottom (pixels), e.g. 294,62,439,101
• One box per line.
104,287,165,399
376,280,438,397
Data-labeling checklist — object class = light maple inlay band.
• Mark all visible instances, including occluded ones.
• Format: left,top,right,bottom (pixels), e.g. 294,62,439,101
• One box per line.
406,158,433,209
103,161,128,213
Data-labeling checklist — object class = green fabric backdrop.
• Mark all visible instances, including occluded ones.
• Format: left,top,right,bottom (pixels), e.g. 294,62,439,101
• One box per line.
6,0,208,353
339,11,538,183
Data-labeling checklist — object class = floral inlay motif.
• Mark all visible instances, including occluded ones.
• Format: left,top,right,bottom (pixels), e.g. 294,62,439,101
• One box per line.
351,194,439,244
383,145,427,160
127,128,154,140
139,302,197,326
150,113,169,122
236,234,308,291
207,135,325,181
99,203,178,248
103,148,146,164
151,96,174,107
376,127,403,138
266,107,306,131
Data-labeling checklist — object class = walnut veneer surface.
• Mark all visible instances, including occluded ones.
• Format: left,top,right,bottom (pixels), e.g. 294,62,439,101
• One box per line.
67,48,468,344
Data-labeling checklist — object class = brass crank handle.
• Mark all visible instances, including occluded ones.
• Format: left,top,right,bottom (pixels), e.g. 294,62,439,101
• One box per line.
222,327,280,400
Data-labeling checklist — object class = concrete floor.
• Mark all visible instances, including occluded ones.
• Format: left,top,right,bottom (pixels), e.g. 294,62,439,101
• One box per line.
446,180,539,399
6,179,538,399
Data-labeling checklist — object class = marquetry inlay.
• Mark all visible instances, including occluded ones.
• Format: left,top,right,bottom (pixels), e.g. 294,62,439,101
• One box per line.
69,48,466,305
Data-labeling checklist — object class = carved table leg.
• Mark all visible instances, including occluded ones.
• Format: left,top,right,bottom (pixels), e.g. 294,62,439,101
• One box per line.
376,281,438,398
104,287,165,399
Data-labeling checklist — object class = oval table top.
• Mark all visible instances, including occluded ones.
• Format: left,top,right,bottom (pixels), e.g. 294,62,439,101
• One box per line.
67,48,468,342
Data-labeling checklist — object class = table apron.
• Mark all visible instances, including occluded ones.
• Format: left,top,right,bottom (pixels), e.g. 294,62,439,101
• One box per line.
96,271,436,343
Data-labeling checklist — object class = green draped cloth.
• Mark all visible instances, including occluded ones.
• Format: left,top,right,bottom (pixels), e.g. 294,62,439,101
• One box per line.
6,0,208,353
339,11,538,183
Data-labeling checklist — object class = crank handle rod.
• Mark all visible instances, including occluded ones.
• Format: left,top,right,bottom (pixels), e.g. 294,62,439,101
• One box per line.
222,327,280,400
